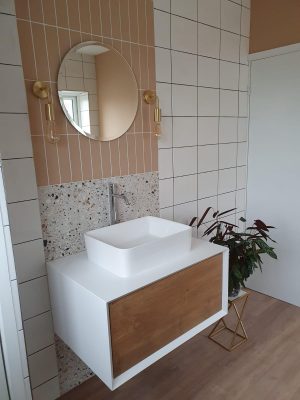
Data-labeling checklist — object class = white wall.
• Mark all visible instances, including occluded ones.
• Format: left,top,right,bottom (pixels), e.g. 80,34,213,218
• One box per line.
154,0,251,231
247,48,300,307
0,0,59,398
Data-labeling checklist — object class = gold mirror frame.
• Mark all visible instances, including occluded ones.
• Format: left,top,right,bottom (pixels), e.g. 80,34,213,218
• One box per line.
57,41,139,141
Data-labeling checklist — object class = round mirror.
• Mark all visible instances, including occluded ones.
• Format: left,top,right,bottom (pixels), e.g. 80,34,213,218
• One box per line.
57,41,138,141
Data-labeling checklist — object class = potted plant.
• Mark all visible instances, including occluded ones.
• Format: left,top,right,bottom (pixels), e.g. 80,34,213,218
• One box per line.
190,208,277,297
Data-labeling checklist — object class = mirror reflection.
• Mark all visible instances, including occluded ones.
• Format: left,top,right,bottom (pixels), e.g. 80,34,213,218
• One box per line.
58,41,138,141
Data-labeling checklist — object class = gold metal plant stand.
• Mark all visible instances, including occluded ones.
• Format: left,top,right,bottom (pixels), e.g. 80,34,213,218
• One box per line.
208,290,249,351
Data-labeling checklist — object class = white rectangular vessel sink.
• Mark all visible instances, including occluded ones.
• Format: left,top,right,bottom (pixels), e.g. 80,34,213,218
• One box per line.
84,216,192,277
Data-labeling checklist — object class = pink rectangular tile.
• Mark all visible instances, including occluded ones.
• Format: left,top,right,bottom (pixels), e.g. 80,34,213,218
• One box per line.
79,135,93,180
90,0,102,36
68,135,83,181
55,0,69,28
110,138,121,177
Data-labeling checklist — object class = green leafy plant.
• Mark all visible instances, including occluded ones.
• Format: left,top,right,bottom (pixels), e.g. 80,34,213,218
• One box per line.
190,208,277,296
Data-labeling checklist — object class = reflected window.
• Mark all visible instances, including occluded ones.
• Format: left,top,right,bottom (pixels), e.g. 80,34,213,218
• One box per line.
59,90,91,132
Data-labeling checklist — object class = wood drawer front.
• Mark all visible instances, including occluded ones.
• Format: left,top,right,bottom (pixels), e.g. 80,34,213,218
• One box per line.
109,254,223,377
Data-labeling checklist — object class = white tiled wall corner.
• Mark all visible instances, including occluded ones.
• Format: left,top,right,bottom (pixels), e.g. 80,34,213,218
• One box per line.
0,8,59,399
238,117,248,141
156,82,172,115
0,114,33,159
0,0,15,14
32,376,60,400
220,61,239,90
25,377,32,400
221,0,241,34
237,166,247,189
8,200,43,245
239,64,249,91
237,141,248,166
155,0,250,226
0,13,21,65
2,158,38,203
159,205,173,220
159,178,173,208
158,148,173,179
0,65,27,113
0,167,9,225
153,0,170,13
3,226,16,280
220,90,238,116
13,239,46,284
23,312,55,356
11,279,23,331
154,10,170,48
18,329,29,377
155,47,171,83
220,31,240,62
18,276,51,321
241,6,251,37
27,345,58,389
236,188,247,212
158,116,172,148
240,36,250,64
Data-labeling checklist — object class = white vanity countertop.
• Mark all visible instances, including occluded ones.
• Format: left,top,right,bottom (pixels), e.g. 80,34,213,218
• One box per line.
47,238,228,303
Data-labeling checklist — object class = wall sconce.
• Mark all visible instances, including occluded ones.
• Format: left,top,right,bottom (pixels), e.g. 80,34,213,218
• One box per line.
143,90,161,137
32,81,60,144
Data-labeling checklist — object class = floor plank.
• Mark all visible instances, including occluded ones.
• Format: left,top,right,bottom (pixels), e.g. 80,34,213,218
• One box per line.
60,290,300,400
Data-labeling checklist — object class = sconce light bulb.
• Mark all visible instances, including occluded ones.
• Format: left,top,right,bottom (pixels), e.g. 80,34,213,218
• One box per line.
45,102,60,144
154,123,161,137
46,120,60,144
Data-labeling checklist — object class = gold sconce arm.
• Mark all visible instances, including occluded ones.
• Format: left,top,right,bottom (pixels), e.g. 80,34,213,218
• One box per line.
143,90,161,137
32,81,60,144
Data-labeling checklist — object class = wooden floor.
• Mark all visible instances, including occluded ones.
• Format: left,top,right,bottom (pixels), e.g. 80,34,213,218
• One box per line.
60,290,300,400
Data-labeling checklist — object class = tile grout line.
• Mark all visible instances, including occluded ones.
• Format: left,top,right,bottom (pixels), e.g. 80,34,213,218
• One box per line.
41,0,62,186
87,0,95,180
76,0,85,182
27,1,50,187
136,0,146,174
117,0,123,176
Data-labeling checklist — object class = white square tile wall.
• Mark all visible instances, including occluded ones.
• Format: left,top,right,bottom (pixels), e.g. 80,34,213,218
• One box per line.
155,0,250,227
0,4,59,398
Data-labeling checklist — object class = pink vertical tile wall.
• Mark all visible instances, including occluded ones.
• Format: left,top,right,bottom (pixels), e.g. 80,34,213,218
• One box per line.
15,0,158,186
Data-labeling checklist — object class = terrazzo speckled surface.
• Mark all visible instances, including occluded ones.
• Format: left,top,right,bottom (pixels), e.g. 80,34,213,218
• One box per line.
39,172,159,394
39,172,159,262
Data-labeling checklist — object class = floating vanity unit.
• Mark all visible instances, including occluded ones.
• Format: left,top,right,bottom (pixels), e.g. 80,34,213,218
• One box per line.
47,217,229,390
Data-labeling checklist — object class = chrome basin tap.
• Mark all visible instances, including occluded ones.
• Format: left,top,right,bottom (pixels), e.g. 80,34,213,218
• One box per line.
108,183,130,225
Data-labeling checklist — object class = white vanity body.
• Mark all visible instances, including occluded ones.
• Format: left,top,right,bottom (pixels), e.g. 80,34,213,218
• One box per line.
47,238,228,390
